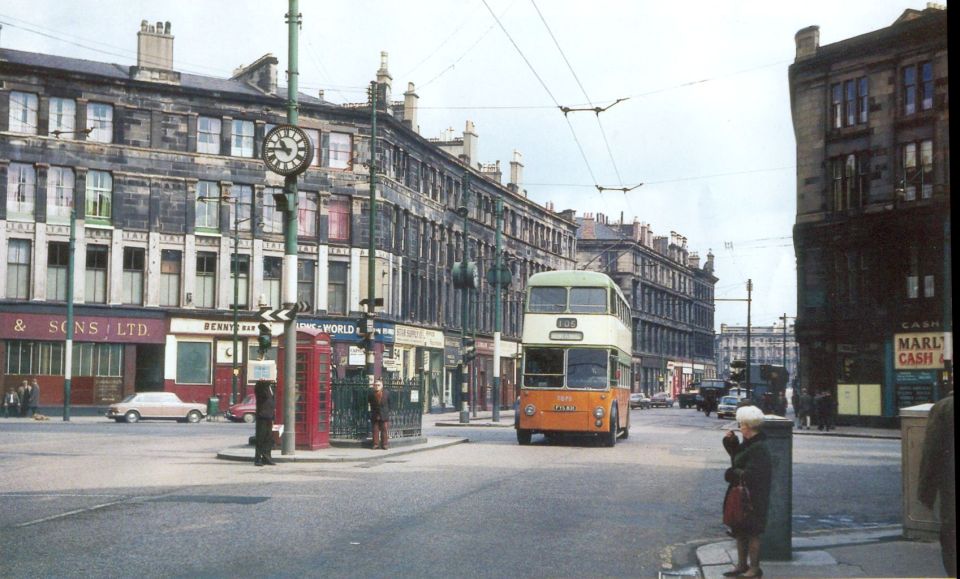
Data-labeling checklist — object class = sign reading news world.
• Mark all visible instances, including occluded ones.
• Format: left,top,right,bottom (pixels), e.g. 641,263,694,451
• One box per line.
296,319,395,343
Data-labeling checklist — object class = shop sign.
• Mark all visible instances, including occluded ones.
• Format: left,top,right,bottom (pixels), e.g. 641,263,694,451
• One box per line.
476,338,494,355
296,319,395,343
394,324,444,349
895,370,938,384
170,318,282,336
348,346,366,366
894,332,945,370
382,355,399,371
444,335,461,366
1,312,166,343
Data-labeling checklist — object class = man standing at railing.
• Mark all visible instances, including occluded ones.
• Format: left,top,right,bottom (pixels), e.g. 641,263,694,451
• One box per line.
368,380,391,450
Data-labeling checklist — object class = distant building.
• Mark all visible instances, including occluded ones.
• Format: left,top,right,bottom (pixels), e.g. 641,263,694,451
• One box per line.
576,212,718,395
789,5,949,425
715,322,798,386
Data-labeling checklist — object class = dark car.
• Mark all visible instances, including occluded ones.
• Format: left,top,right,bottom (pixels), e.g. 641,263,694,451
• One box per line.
224,394,256,423
648,392,675,408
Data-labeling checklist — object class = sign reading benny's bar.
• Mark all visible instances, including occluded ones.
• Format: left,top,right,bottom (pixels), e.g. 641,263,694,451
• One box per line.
0,312,167,344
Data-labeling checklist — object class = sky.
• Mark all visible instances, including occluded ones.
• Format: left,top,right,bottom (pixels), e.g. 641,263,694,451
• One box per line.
0,0,943,331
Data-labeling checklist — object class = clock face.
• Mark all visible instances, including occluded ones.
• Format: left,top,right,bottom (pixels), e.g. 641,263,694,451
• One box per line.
263,125,314,176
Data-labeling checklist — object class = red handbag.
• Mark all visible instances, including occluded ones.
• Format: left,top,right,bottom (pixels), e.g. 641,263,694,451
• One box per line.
723,479,753,528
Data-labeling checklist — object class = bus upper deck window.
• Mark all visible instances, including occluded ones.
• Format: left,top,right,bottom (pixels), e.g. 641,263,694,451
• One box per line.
569,287,607,313
529,287,567,313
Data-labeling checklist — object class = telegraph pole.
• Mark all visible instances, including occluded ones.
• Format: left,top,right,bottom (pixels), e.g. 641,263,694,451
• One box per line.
281,0,301,455
63,206,76,421
366,80,378,385
491,197,504,422
457,173,472,424
746,279,753,398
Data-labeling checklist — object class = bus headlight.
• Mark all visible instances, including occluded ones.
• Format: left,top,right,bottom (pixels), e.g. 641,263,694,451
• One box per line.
593,406,604,419
524,404,536,416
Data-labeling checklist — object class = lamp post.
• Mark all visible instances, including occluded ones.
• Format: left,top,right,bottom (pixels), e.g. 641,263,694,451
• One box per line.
198,193,255,406
716,278,753,398
63,205,76,421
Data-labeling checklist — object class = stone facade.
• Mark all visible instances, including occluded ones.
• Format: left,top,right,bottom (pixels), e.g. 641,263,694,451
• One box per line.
715,323,798,385
576,213,718,395
0,31,575,409
789,6,949,425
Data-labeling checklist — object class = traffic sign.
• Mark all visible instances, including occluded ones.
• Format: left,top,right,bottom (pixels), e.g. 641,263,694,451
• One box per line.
296,300,311,313
258,307,295,322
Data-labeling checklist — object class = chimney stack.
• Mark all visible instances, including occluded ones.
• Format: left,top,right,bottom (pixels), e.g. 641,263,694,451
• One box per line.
403,82,419,134
794,26,820,60
509,150,524,193
377,51,392,106
462,121,478,167
131,20,179,83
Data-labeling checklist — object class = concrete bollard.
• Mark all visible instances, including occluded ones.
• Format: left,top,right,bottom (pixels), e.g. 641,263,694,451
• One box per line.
900,403,939,540
760,415,793,560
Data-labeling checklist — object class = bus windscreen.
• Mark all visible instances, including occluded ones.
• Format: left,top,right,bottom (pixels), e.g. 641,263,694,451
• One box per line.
523,347,564,388
569,287,607,313
566,349,608,389
528,287,567,313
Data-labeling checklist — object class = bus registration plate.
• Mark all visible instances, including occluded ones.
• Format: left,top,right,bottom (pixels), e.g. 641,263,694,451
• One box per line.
553,405,577,412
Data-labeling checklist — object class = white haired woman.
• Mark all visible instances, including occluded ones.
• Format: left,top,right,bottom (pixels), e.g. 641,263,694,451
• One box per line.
722,405,772,578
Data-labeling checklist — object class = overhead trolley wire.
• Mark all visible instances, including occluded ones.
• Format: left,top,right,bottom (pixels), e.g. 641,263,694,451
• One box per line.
480,0,598,186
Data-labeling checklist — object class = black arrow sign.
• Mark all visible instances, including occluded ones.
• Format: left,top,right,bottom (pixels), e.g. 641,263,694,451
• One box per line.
258,307,294,322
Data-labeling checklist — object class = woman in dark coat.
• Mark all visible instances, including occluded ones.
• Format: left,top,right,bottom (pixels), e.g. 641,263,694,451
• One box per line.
722,405,772,578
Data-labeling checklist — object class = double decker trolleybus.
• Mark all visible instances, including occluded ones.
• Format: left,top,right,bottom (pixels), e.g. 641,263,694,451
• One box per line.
515,271,632,446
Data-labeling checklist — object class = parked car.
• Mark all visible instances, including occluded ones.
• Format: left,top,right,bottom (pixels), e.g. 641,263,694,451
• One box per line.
225,394,256,423
717,395,749,419
106,392,207,423
648,392,675,408
629,393,651,409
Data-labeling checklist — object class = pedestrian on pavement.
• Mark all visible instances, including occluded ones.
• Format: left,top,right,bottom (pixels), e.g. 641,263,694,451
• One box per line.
3,388,20,418
18,381,29,417
29,377,40,417
775,393,787,417
253,379,276,467
918,389,955,577
368,379,391,450
721,405,772,579
791,389,800,421
798,389,813,429
815,390,835,431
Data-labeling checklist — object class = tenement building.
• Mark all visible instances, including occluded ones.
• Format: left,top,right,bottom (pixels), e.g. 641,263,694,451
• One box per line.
789,5,949,426
0,22,576,411
715,322,798,386
576,213,718,396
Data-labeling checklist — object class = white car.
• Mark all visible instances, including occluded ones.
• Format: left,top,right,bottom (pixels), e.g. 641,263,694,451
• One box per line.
717,395,747,419
107,392,207,423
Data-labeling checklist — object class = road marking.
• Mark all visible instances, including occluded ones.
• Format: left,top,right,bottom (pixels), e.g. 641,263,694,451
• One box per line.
15,498,132,528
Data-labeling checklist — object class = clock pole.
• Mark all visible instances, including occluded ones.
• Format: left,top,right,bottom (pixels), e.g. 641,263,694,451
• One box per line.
281,0,301,455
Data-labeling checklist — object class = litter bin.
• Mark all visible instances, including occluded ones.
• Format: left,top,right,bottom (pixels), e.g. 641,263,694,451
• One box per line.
207,396,220,418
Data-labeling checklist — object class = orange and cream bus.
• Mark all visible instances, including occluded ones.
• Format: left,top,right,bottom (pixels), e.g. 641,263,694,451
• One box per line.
515,270,632,446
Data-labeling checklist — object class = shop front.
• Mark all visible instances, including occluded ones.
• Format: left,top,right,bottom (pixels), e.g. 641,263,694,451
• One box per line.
166,317,284,405
442,334,461,411
1,309,167,406
296,318,395,380
394,324,444,413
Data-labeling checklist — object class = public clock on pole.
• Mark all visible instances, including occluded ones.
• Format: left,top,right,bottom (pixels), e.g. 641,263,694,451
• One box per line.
262,125,314,176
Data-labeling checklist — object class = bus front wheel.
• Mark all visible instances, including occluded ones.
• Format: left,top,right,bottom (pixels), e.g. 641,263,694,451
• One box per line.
517,429,532,445
604,410,618,447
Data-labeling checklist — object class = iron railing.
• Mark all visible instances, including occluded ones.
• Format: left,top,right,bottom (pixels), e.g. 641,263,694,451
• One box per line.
331,378,423,440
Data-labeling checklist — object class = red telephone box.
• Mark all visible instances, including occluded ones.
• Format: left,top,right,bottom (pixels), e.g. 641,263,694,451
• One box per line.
275,328,333,450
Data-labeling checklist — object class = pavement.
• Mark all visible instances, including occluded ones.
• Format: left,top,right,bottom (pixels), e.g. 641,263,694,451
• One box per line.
693,527,948,579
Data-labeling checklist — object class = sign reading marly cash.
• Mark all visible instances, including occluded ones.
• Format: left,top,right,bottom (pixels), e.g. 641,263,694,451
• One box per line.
894,332,945,370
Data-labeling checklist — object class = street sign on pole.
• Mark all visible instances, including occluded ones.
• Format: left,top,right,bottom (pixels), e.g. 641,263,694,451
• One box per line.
259,307,295,323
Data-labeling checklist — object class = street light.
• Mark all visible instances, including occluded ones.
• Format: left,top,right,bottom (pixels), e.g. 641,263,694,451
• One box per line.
198,193,257,406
